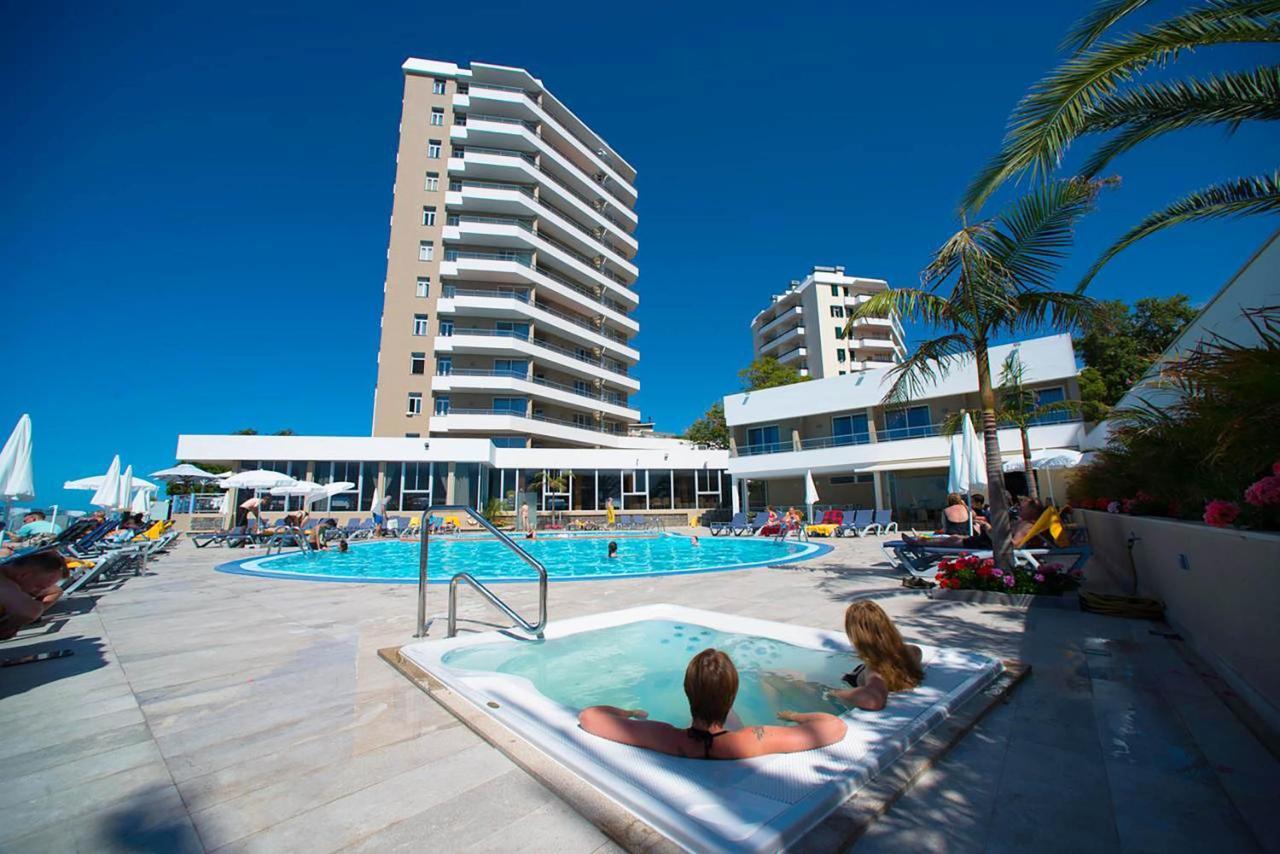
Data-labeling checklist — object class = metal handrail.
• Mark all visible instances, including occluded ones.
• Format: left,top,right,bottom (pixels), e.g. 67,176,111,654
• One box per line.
415,505,547,639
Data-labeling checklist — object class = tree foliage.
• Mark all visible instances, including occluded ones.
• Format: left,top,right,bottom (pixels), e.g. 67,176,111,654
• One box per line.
963,0,1280,284
684,402,730,449
1073,294,1197,413
739,356,810,391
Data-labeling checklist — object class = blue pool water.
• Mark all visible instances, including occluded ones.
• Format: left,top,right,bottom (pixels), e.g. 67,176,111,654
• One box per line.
443,619,853,727
222,534,825,583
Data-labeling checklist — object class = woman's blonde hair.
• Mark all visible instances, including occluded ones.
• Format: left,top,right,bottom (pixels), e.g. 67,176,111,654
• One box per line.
844,601,922,692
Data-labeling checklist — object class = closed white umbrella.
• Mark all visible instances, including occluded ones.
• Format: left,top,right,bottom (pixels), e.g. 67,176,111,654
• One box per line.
218,490,233,516
0,414,35,502
962,415,987,493
0,414,34,538
89,456,122,508
803,470,819,523
131,486,155,515
118,466,134,511
947,430,968,495
730,477,740,515
220,469,297,490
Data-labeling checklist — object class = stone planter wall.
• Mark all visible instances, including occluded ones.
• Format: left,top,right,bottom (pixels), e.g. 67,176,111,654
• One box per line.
1081,509,1280,733
926,587,1079,610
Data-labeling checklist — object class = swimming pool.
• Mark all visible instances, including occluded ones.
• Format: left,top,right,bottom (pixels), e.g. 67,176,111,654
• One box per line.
217,533,828,583
398,604,1007,852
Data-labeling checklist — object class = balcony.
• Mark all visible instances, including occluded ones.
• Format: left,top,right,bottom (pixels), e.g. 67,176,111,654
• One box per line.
776,345,807,365
433,368,639,420
446,152,639,264
431,409,645,448
437,327,639,390
462,84,638,207
755,306,803,338
437,286,638,361
759,324,804,354
440,245,637,331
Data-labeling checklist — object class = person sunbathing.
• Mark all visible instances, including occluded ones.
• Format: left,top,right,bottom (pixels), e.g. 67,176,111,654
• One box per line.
829,601,923,711
905,497,1043,550
578,649,846,759
0,549,70,639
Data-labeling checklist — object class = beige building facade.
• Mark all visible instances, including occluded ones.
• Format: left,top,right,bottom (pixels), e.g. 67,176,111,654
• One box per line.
750,265,906,379
372,58,642,448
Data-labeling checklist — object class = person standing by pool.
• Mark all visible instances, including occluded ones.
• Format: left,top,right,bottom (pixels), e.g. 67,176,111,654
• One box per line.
605,497,616,528
829,601,923,711
240,495,266,531
579,649,846,759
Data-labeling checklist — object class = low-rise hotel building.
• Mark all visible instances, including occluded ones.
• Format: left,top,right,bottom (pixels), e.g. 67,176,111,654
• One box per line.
724,334,1086,528
750,265,907,378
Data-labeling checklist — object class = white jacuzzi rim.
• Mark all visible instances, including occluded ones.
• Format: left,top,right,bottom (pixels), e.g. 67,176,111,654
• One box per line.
399,604,1004,853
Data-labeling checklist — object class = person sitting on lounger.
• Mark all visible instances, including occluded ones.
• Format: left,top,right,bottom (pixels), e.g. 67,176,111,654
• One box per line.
0,549,70,639
908,497,1043,551
578,649,847,759
939,493,988,536
829,601,923,711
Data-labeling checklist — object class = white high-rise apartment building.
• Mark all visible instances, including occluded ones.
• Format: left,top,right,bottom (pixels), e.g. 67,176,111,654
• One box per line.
750,265,906,379
372,58,642,447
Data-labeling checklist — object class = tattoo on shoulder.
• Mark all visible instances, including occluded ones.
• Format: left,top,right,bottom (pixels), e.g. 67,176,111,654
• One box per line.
752,726,766,742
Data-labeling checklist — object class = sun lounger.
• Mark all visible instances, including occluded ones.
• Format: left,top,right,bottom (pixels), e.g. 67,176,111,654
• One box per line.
873,509,898,534
836,509,879,537
805,509,845,537
708,512,746,536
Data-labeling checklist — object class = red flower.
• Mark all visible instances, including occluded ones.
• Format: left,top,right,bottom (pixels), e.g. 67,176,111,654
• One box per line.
1203,500,1241,528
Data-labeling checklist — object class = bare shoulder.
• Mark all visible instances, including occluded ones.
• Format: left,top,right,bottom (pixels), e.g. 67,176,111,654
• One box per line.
908,643,923,663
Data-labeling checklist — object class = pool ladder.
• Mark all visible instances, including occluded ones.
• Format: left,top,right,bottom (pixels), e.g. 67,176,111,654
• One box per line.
415,505,548,640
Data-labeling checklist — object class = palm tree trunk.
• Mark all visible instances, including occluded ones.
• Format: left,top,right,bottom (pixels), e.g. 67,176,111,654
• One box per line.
976,342,1014,569
1020,427,1039,501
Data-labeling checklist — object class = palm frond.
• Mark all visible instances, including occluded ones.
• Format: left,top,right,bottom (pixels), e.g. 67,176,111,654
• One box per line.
1004,291,1101,334
846,288,953,332
880,333,973,405
983,177,1113,287
1078,66,1280,176
962,1,1280,211
940,408,986,437
1079,172,1280,288
1063,0,1153,53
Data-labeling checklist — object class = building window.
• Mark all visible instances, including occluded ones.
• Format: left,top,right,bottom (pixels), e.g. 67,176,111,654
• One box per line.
883,405,932,440
407,393,422,415
439,318,453,336
412,314,429,336
422,206,436,226
830,305,845,318
831,284,840,297
430,107,444,126
573,379,590,397
835,325,846,339
416,277,430,297
495,358,527,377
433,78,446,95
746,425,782,452
493,397,527,415
836,349,847,362
410,352,426,374
435,356,452,375
425,172,439,192
434,396,450,415
1031,386,1073,425
573,412,591,428
832,413,870,446
405,432,420,438
419,240,434,261
428,139,442,159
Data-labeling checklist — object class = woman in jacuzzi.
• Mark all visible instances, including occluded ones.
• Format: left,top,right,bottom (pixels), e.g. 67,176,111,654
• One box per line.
578,649,847,759
830,601,924,711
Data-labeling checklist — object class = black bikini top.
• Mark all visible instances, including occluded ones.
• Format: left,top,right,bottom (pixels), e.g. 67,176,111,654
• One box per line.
686,726,731,758
842,663,867,688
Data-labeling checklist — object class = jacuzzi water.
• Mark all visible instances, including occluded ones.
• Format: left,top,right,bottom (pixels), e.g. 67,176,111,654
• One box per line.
222,534,823,583
443,619,852,726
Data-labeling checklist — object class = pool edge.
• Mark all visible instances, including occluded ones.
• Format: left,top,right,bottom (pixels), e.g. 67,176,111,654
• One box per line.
377,645,1030,853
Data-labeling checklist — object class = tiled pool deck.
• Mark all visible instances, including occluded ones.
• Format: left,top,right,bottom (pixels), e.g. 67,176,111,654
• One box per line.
2,533,1276,852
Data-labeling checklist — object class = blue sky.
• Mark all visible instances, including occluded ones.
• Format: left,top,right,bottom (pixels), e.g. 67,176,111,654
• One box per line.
3,1,1276,510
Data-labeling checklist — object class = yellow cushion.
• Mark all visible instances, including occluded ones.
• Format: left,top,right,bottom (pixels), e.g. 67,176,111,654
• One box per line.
806,524,837,537
1016,507,1070,549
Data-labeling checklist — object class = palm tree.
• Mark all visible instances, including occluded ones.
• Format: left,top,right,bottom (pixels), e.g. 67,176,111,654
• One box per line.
848,179,1105,567
963,0,1280,286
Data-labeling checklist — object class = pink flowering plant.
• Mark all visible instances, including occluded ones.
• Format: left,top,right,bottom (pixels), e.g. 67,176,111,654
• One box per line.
934,555,1082,596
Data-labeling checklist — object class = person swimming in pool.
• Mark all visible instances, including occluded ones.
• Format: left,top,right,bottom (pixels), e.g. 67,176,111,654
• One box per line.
689,535,700,547
607,541,618,559
829,601,923,711
578,649,846,759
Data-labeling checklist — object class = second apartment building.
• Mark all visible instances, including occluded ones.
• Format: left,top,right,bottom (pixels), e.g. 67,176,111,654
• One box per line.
372,58,644,448
751,265,906,379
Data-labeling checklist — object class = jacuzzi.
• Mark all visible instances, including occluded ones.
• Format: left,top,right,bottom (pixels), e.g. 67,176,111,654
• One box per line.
397,604,1005,853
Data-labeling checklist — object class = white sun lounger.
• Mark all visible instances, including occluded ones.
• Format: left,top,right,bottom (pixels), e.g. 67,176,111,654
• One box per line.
881,540,1092,578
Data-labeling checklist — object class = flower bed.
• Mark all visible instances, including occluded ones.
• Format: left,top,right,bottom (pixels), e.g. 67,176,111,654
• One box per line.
932,554,1082,595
